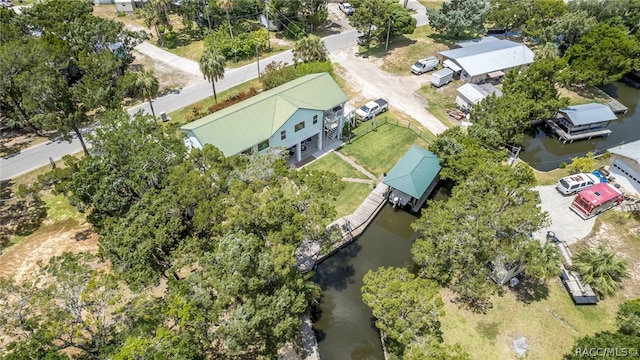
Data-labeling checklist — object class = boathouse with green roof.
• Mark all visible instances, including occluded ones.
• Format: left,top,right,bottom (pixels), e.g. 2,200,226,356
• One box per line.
180,73,349,162
382,145,441,213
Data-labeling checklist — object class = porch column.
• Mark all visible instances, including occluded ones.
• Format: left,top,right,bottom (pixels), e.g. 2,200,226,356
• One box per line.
317,131,323,150
296,142,302,162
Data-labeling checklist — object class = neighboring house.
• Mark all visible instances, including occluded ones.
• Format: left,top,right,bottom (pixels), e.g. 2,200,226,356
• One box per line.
115,0,134,13
438,37,534,84
455,83,503,111
180,73,349,162
382,145,441,213
607,139,640,194
545,103,616,144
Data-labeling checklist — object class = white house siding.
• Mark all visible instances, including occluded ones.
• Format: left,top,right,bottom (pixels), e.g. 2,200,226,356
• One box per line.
610,158,640,194
269,109,323,161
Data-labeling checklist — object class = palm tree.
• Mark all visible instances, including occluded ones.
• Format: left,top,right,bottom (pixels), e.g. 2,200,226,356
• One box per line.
535,42,559,60
218,0,235,38
292,35,327,63
133,70,160,122
199,48,226,103
142,5,164,47
574,245,630,298
152,0,172,25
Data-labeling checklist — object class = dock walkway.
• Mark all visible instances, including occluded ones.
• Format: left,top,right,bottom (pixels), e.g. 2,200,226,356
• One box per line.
544,119,612,144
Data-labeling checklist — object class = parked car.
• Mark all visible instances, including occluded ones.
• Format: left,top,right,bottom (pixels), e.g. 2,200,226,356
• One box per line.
556,172,606,195
1,0,14,7
339,2,354,15
411,56,439,75
356,99,388,120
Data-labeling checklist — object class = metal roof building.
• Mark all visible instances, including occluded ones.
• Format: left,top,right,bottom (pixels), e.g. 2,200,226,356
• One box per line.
455,83,503,110
181,73,348,161
559,103,617,126
607,139,640,194
438,38,534,83
383,146,441,213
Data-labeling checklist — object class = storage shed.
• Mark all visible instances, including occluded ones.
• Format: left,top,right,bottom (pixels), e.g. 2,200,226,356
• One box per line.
382,146,441,213
455,83,503,111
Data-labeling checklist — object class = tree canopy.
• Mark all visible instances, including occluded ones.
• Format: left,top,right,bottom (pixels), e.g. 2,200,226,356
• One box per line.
349,0,416,48
426,0,489,39
361,267,444,356
411,158,548,309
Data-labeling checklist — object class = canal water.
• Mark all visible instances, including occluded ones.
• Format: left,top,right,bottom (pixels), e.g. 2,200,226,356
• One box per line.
520,82,640,171
313,185,450,359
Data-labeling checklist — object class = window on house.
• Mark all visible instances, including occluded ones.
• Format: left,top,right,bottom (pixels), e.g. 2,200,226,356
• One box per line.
313,115,318,125
258,139,269,151
295,121,305,132
281,130,286,140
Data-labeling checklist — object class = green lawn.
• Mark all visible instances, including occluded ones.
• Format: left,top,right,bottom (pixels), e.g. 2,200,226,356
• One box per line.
340,120,431,176
441,280,620,360
333,182,373,219
304,152,369,180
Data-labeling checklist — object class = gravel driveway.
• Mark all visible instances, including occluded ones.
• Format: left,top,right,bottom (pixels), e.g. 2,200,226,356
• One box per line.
329,47,447,136
533,185,596,244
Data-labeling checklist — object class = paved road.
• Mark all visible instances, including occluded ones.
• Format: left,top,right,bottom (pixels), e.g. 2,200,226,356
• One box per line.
0,1,427,181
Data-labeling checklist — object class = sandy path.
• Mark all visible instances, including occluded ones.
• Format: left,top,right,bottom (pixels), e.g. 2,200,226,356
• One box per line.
330,46,447,136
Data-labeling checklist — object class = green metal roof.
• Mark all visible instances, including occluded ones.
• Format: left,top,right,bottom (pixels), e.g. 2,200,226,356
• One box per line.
383,146,441,199
180,73,348,156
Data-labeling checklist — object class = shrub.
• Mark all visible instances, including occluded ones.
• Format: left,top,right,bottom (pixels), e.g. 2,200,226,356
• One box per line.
208,87,259,113
206,27,268,60
116,11,127,17
163,32,178,49
260,60,334,90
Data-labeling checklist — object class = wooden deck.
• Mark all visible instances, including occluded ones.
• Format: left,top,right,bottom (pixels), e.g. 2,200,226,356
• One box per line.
544,119,612,144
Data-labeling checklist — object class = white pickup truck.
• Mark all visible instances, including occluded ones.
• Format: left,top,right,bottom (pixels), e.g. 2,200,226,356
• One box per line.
355,99,388,120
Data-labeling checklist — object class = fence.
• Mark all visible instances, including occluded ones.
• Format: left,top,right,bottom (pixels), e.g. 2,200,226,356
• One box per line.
347,116,433,144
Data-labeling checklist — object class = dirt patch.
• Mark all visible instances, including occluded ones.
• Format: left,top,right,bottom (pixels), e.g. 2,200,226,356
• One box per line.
0,223,98,282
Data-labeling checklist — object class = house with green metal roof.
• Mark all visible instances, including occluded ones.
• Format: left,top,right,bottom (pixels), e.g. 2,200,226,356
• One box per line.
180,72,350,162
382,145,441,213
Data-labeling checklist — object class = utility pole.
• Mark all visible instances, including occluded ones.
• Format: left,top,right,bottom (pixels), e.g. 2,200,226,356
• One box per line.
385,17,392,52
256,44,261,79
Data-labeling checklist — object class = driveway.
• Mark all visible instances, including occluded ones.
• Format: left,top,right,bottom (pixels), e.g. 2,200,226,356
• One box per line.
330,47,447,135
533,186,596,244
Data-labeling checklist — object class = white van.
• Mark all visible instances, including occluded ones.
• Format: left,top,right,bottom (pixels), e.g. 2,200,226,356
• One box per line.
556,173,603,195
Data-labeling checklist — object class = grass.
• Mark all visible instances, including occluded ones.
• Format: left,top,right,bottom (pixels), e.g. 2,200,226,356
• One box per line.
417,79,465,128
340,119,430,176
417,0,446,9
304,152,369,180
557,86,611,106
381,25,450,76
332,182,373,219
440,280,620,360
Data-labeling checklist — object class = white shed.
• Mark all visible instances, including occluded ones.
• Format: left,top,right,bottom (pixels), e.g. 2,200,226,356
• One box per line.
455,83,502,111
115,0,135,13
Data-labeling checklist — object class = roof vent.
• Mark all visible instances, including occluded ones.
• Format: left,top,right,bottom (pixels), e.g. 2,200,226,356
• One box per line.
594,191,601,196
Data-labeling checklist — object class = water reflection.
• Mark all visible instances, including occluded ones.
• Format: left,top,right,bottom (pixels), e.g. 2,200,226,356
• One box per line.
521,82,640,171
314,183,450,359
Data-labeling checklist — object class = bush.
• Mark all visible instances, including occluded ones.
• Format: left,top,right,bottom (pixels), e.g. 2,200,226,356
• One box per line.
283,20,306,39
206,27,268,60
260,60,334,90
208,87,259,113
116,11,127,17
163,32,178,49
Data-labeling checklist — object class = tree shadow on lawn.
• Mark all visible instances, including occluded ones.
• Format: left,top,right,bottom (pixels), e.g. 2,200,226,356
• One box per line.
427,32,478,49
511,277,551,304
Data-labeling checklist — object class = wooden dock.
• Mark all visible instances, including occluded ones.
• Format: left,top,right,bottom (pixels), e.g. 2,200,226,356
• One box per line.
296,182,389,272
544,119,612,144
594,87,629,114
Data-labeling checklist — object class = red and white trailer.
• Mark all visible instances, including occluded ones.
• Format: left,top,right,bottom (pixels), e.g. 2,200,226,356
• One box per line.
570,183,624,220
